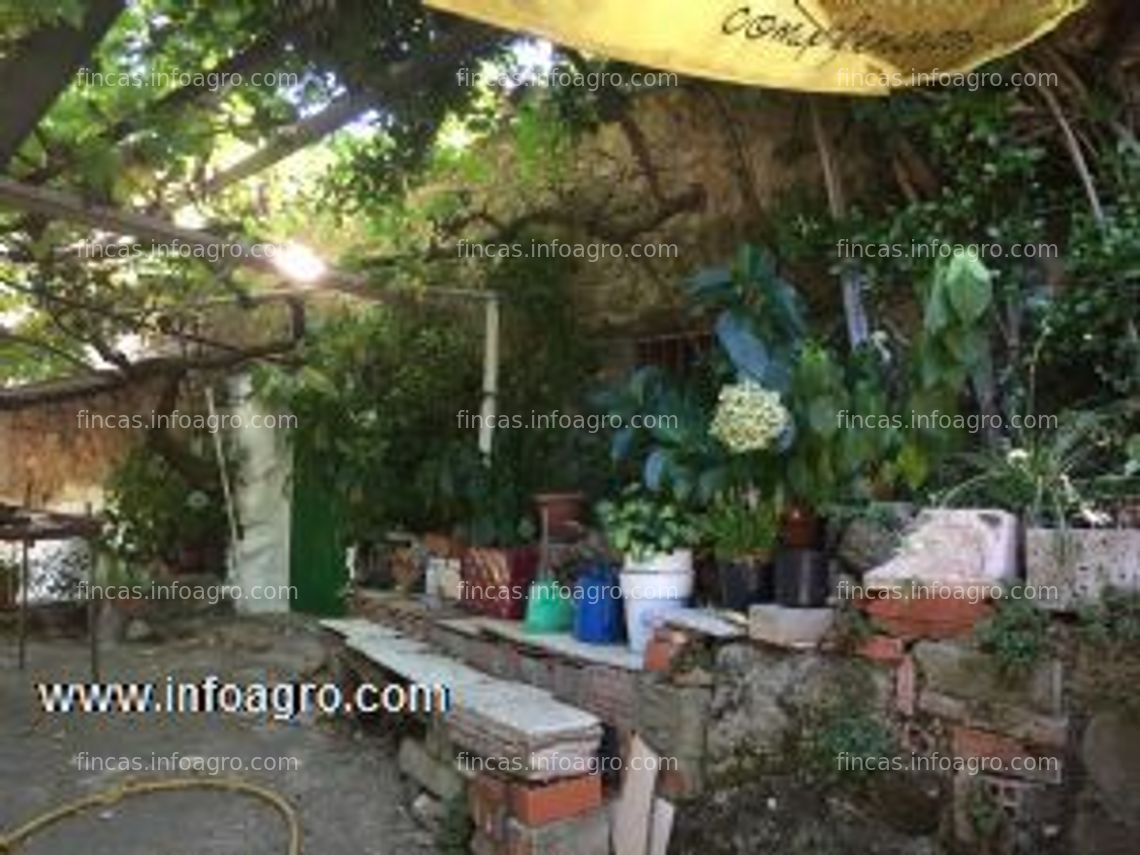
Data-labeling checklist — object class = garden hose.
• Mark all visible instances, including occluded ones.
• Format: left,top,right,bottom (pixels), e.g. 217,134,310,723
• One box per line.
0,777,301,854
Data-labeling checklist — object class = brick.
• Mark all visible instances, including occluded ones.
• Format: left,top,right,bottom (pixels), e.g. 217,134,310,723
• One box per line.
918,690,1069,748
952,772,1052,846
509,774,602,827
505,808,609,855
896,655,916,716
951,725,1062,784
856,634,906,664
858,595,992,640
643,629,688,674
469,773,510,842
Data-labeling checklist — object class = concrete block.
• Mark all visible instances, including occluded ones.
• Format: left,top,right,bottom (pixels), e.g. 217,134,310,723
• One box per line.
399,738,465,800
748,604,835,649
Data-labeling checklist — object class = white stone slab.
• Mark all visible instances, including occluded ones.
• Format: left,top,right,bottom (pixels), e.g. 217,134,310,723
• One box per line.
662,608,748,639
864,509,1019,590
648,798,675,855
445,616,644,671
324,617,603,779
612,734,660,855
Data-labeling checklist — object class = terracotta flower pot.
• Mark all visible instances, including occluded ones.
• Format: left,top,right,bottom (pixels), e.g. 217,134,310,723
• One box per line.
781,503,821,549
533,492,586,540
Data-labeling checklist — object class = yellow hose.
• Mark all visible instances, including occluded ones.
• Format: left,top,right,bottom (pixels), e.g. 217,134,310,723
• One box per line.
0,777,301,854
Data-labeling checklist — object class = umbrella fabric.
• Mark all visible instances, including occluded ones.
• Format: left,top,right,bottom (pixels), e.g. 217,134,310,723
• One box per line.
426,0,1088,95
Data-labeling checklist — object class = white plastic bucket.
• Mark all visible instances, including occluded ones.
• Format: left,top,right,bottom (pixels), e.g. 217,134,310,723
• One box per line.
619,549,694,652
622,548,694,575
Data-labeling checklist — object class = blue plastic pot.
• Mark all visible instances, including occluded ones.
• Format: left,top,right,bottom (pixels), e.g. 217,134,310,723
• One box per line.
572,563,624,644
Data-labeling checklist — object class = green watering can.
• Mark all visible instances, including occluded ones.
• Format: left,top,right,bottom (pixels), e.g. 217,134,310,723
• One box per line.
524,506,574,633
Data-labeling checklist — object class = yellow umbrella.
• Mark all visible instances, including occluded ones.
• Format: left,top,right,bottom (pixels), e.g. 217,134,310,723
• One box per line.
426,0,1088,94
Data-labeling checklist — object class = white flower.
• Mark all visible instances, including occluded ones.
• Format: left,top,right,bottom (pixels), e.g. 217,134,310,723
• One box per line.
1007,449,1030,464
709,381,789,453
186,491,210,511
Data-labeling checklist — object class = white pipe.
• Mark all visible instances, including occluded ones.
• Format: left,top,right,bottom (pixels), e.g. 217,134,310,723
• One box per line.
478,295,500,463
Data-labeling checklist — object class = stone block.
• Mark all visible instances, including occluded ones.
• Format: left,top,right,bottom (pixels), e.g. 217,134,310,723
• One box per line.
505,807,609,855
635,677,710,763
913,640,1062,715
509,774,602,827
748,604,835,649
1073,713,1140,855
410,792,445,832
705,644,817,777
1026,527,1140,611
865,508,1018,589
917,690,1069,748
1080,710,1140,822
399,737,465,800
856,634,906,664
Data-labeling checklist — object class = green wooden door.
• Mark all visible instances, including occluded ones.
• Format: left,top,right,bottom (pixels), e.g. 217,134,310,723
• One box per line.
289,452,347,616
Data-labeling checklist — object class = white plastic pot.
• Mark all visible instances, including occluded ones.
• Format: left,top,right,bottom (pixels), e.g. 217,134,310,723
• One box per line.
619,549,694,652
622,548,694,575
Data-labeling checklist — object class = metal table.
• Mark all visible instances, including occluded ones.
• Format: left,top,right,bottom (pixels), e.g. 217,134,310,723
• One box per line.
0,509,103,678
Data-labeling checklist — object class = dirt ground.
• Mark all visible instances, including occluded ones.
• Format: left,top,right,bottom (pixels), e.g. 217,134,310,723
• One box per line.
0,613,432,855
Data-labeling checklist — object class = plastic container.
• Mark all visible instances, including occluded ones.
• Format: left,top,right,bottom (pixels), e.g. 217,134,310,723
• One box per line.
619,549,694,652
775,548,830,607
524,579,575,633
460,546,539,620
573,564,624,644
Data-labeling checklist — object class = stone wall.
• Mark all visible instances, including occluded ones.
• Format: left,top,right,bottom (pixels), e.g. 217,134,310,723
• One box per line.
349,591,1138,854
660,604,1139,855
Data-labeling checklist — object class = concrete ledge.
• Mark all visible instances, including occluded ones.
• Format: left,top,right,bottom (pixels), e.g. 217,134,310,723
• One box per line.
322,618,603,780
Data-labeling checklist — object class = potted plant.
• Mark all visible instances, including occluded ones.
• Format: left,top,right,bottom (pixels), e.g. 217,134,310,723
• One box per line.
943,411,1140,610
456,461,539,621
704,496,779,609
596,486,700,652
533,492,586,541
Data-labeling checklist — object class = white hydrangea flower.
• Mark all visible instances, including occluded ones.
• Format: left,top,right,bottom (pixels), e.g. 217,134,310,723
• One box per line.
709,380,789,453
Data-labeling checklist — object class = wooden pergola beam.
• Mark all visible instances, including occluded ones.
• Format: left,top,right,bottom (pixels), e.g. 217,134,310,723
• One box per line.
0,0,126,167
0,174,376,297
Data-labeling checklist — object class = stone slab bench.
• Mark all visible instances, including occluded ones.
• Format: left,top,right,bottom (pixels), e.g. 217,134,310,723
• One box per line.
322,618,603,780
